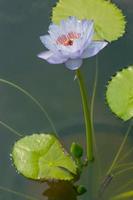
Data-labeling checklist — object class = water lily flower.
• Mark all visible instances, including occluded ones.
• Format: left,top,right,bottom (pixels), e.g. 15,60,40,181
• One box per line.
38,17,108,70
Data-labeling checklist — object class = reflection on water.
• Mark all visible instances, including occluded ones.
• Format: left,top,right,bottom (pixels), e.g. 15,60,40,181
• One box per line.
43,181,77,200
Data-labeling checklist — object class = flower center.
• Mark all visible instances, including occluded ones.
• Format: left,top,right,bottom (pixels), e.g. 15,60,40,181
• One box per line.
56,32,80,46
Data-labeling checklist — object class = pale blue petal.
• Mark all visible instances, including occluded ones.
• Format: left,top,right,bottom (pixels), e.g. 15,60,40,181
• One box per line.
40,35,57,51
47,55,68,64
81,41,108,58
61,17,77,27
49,24,59,33
62,16,82,34
58,44,82,59
38,51,53,60
60,19,67,33
38,17,107,68
59,20,94,57
38,51,68,64
82,20,94,38
48,24,61,39
65,16,78,27
65,58,83,70
81,20,94,48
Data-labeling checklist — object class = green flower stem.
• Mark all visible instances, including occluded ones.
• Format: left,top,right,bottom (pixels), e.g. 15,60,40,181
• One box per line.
76,68,94,161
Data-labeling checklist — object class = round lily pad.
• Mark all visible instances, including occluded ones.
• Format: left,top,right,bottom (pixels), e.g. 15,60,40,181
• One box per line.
12,134,77,181
52,0,126,42
106,66,133,121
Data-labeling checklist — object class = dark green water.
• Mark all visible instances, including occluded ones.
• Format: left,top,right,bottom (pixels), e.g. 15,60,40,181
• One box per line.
0,0,133,199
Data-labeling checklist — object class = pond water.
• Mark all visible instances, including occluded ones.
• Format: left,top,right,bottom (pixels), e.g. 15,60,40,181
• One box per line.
0,0,133,199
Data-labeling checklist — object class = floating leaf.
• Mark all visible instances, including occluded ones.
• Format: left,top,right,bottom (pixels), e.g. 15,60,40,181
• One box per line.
106,66,133,121
52,0,126,42
111,190,133,200
12,134,77,181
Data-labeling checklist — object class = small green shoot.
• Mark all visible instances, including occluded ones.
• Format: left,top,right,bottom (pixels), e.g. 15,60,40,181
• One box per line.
74,185,87,196
70,142,83,158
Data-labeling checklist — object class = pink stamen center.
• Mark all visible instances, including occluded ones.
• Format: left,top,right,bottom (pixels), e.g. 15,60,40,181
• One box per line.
56,32,81,46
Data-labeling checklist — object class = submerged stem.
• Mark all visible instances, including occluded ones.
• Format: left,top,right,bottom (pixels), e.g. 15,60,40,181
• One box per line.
98,124,132,198
118,146,133,163
91,56,98,130
115,179,133,194
0,79,57,135
114,166,133,177
98,174,113,198
76,68,94,161
91,56,102,178
106,124,132,175
0,186,39,200
0,120,22,137
113,162,133,171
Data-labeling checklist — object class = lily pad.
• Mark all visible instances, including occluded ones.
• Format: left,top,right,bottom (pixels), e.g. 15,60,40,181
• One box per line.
106,66,133,121
111,190,133,200
52,0,126,42
12,134,77,181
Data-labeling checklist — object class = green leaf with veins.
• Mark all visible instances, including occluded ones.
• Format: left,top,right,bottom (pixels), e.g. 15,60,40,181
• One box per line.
12,134,77,181
52,0,126,42
106,66,133,121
